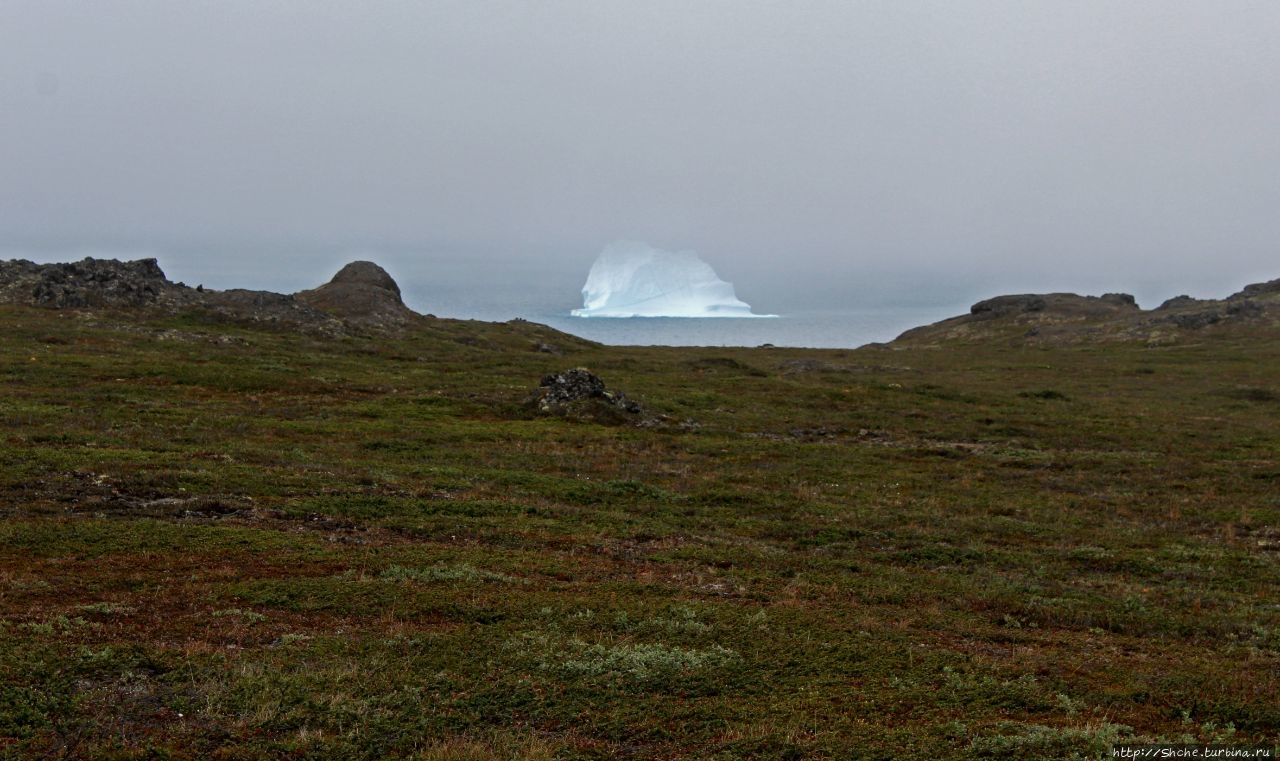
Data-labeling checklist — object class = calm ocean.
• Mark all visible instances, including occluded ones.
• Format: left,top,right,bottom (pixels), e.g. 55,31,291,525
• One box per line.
533,308,960,349
402,282,963,349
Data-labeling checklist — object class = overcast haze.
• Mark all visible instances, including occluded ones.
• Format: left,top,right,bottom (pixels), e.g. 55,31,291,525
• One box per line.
3,1,1279,310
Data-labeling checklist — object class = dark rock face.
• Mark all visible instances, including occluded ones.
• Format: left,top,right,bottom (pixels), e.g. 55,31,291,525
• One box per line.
968,292,1145,319
1100,293,1138,308
531,368,642,422
1157,295,1202,310
329,261,402,296
970,295,1047,317
0,257,189,309
897,276,1278,346
295,261,416,328
1231,278,1280,300
1154,287,1272,330
970,292,1138,319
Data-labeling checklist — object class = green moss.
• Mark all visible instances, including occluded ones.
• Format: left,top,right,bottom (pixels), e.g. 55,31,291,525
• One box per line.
0,304,1278,757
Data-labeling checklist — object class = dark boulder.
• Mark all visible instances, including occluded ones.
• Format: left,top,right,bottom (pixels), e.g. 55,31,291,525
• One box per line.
530,368,642,422
1100,293,1138,308
970,295,1047,317
540,368,606,403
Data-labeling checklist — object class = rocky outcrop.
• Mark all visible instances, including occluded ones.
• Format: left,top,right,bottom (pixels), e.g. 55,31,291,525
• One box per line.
295,261,417,329
970,294,1047,317
1230,277,1280,300
0,258,198,310
0,256,421,333
894,277,1280,346
529,368,643,423
968,292,1138,320
1156,295,1204,310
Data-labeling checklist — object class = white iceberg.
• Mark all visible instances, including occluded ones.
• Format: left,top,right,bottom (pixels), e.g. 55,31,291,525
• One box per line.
571,241,773,318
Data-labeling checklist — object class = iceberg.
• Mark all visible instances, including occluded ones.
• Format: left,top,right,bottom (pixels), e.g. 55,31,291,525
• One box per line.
571,241,773,318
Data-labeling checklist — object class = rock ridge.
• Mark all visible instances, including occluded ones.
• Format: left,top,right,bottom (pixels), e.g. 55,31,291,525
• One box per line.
0,256,421,333
895,276,1280,346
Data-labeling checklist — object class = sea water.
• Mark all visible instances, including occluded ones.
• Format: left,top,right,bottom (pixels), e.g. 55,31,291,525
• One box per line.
93,248,967,350
402,280,962,349
542,308,959,349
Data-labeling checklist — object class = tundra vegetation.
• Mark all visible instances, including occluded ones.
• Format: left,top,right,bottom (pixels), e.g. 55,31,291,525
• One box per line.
1,302,1278,759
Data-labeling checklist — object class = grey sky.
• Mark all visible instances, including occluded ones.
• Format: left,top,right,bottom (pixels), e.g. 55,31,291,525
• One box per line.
3,0,1278,306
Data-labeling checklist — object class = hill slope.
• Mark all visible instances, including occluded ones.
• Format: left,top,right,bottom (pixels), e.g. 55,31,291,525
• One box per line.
0,263,1278,758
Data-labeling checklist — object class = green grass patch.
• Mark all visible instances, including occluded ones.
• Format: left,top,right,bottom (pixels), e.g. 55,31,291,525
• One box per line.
1,305,1279,757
